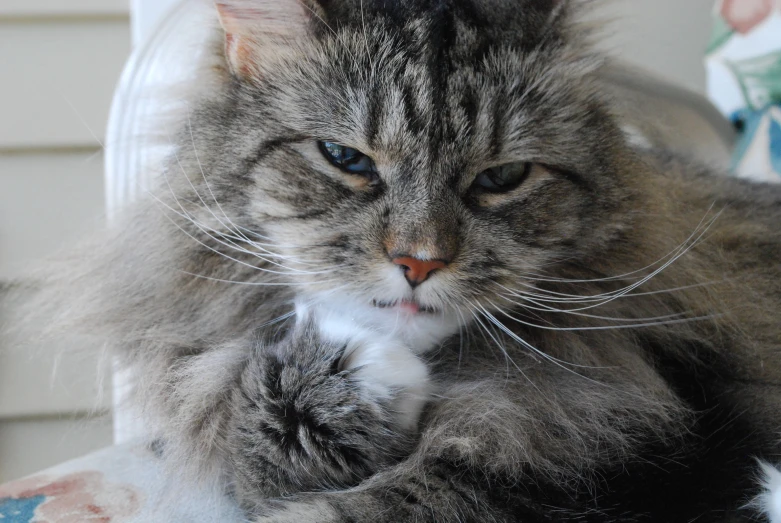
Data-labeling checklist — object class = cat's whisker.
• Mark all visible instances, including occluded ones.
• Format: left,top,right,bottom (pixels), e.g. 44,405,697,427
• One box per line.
505,209,724,313
228,223,275,243
153,158,345,273
201,230,344,275
232,233,334,267
497,293,556,326
255,310,297,329
179,270,343,288
182,120,328,269
475,302,728,407
473,302,611,371
157,147,252,250
487,297,720,332
165,121,332,269
494,281,652,311
469,306,654,402
165,127,248,244
516,203,719,286
453,306,469,369
468,307,527,380
495,279,722,304
148,189,340,275
172,196,341,269
163,137,328,270
494,291,690,323
567,210,724,311
607,281,725,298
162,123,361,270
185,109,255,244
154,197,344,278
151,194,282,262
468,305,599,395
498,278,647,303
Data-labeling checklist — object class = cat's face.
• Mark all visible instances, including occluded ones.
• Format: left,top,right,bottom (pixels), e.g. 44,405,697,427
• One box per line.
185,0,629,351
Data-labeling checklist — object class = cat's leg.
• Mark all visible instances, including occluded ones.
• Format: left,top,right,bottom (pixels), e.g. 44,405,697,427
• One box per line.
246,385,580,523
249,462,527,523
247,359,690,523
226,315,431,511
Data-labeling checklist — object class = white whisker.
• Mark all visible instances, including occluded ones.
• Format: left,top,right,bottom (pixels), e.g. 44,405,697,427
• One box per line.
473,303,611,371
518,203,718,285
179,270,343,288
507,208,724,313
149,189,343,276
487,298,719,332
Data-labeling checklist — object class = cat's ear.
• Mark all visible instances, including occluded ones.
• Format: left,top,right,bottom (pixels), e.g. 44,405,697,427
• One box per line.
214,0,321,78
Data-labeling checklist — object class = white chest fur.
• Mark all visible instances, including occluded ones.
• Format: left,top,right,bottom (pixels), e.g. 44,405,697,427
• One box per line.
298,300,433,432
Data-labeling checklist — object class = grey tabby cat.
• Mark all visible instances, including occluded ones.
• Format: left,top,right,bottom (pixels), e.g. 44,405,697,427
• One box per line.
10,0,781,521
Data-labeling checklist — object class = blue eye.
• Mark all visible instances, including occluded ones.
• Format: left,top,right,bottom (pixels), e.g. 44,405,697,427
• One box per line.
318,141,378,177
472,162,532,193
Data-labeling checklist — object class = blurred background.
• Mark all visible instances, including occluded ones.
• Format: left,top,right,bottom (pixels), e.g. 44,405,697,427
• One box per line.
0,0,719,482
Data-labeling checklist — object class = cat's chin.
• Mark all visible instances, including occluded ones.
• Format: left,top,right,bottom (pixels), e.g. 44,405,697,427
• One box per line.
298,293,464,353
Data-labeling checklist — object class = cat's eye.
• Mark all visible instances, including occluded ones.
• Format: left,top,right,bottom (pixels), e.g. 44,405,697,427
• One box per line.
318,141,378,178
472,162,532,193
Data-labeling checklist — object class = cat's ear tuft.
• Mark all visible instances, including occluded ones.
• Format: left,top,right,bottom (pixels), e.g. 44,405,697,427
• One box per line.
214,0,320,79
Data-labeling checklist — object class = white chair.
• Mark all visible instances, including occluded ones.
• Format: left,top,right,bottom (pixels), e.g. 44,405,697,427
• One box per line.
105,0,212,444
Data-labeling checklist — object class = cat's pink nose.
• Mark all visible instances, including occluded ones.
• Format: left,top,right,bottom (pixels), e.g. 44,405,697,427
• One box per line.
392,256,448,288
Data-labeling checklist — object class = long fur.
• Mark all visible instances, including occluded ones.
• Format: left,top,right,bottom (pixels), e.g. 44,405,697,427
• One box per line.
4,0,781,521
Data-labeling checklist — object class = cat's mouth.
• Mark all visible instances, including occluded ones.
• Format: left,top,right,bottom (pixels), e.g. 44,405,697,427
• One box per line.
371,299,437,314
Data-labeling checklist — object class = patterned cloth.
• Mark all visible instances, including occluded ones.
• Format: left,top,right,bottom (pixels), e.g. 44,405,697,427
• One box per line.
0,443,244,522
706,0,781,181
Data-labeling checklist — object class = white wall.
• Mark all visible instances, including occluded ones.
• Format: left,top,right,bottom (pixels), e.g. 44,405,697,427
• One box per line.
599,0,716,93
0,0,718,483
0,2,129,482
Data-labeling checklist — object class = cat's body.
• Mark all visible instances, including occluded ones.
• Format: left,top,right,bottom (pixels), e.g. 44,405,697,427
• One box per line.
6,0,781,521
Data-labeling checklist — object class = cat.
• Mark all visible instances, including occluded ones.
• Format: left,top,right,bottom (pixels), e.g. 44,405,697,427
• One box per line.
6,0,781,521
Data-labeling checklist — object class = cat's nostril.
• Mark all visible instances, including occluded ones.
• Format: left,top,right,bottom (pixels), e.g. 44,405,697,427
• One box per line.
392,256,448,287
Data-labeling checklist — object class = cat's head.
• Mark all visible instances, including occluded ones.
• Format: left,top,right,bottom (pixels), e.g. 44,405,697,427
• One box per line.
173,0,634,351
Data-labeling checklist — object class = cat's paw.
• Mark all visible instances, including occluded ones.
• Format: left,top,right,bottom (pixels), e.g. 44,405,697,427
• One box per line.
227,312,431,504
316,307,431,432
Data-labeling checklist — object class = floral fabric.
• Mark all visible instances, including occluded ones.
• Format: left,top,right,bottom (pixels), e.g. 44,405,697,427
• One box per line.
707,0,781,181
0,443,244,523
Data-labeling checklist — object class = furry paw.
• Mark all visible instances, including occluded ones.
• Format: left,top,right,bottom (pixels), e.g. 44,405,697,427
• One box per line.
316,305,431,432
227,311,431,509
